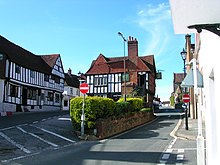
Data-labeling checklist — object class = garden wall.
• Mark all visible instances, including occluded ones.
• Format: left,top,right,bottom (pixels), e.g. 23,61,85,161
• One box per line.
95,111,155,139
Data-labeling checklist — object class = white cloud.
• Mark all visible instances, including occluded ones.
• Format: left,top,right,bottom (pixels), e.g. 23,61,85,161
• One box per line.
135,3,172,57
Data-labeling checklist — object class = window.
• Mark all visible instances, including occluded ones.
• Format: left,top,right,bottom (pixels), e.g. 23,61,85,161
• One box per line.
15,65,21,74
47,92,53,101
122,73,129,82
70,88,73,95
94,76,107,86
55,93,60,103
10,84,19,97
27,88,37,99
30,70,35,78
54,76,60,84
44,75,49,82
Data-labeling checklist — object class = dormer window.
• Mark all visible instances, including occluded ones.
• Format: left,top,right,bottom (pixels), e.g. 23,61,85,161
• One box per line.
0,53,3,60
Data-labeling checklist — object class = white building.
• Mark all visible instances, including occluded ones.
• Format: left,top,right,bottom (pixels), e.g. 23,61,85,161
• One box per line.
169,0,220,164
62,69,79,110
0,35,65,114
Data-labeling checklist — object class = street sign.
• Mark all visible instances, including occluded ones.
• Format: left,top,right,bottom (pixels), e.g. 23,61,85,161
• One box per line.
182,94,190,103
80,83,89,94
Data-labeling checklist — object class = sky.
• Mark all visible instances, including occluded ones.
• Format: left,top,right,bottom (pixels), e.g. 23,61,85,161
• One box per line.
0,0,188,101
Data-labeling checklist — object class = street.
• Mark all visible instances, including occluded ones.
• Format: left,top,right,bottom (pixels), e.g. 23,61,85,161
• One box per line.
0,110,197,165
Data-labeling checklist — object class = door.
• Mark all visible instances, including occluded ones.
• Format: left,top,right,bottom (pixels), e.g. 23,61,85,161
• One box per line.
22,87,27,105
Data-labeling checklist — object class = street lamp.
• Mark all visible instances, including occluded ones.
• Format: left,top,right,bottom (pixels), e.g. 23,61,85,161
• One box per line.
180,48,188,130
118,32,127,102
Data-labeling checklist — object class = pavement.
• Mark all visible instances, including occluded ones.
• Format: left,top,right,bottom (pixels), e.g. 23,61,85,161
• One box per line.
175,116,206,140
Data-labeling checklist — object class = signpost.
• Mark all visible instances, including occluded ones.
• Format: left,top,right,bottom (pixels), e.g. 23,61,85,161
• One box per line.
182,94,190,130
183,94,190,103
79,83,89,136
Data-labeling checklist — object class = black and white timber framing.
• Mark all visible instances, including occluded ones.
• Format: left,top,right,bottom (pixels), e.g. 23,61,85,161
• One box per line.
0,36,65,113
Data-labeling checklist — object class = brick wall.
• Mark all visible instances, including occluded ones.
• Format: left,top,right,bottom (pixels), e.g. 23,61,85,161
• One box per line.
95,111,155,139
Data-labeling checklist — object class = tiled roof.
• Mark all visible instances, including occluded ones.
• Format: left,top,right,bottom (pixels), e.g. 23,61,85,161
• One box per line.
64,73,79,88
86,54,155,75
41,54,59,68
0,35,57,75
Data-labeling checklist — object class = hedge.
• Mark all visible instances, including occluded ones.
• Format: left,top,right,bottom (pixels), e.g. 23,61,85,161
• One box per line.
70,96,116,129
70,96,144,130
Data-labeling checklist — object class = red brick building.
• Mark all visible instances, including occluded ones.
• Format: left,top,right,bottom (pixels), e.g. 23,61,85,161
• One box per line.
85,36,156,106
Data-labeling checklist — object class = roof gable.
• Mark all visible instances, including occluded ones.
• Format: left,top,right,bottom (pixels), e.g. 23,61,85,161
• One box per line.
64,73,79,88
86,54,156,75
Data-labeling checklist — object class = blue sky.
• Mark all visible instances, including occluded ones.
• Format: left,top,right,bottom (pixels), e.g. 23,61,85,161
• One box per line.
0,0,188,101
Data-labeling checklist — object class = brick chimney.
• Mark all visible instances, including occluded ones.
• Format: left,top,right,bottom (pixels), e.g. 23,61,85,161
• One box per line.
68,68,72,76
128,36,138,65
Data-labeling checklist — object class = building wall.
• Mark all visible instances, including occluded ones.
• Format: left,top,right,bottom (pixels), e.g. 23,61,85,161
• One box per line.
198,30,220,164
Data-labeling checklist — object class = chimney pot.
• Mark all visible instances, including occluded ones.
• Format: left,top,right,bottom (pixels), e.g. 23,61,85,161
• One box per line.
68,68,72,75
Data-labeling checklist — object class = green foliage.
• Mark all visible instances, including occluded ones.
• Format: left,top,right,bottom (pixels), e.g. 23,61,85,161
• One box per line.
115,101,131,114
140,107,152,112
117,97,143,112
70,96,145,130
70,96,116,129
170,95,175,106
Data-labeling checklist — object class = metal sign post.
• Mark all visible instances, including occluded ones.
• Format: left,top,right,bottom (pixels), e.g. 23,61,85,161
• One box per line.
79,83,89,137
81,94,85,136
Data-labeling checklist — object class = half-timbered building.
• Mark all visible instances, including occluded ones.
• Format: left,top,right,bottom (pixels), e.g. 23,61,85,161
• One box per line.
85,36,156,107
0,35,65,114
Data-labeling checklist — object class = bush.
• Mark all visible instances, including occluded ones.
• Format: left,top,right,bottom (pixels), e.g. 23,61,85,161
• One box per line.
117,97,144,112
140,107,152,112
70,96,116,129
115,101,131,114
70,96,145,130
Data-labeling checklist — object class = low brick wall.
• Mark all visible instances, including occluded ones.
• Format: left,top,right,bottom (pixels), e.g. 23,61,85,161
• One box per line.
95,111,155,139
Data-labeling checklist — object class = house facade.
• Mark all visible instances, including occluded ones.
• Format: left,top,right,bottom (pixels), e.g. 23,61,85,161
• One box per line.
85,36,156,107
0,35,65,114
62,68,80,110
169,0,220,164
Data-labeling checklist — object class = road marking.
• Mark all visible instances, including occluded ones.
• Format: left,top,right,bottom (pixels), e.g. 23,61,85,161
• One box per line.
58,117,71,121
177,154,184,160
178,149,184,153
30,125,76,143
0,131,31,154
162,153,170,159
16,126,59,147
165,148,173,153
170,118,182,139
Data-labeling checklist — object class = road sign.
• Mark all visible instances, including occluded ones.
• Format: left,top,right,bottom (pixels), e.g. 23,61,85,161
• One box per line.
182,94,190,103
80,83,89,94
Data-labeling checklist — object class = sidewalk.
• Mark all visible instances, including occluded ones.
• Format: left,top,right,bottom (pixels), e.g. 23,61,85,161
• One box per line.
175,117,206,140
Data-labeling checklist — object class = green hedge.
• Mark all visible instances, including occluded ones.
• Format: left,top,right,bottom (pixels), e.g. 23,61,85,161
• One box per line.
117,97,144,112
70,96,144,130
70,96,116,129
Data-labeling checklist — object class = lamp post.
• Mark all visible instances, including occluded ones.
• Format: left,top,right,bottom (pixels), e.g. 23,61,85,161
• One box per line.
118,32,127,102
180,48,188,130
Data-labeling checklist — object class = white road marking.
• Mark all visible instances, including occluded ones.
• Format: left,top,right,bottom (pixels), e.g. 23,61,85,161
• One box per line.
162,153,170,160
178,149,184,153
30,125,76,143
58,117,71,121
0,131,31,154
165,148,173,153
177,154,184,160
16,126,58,147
